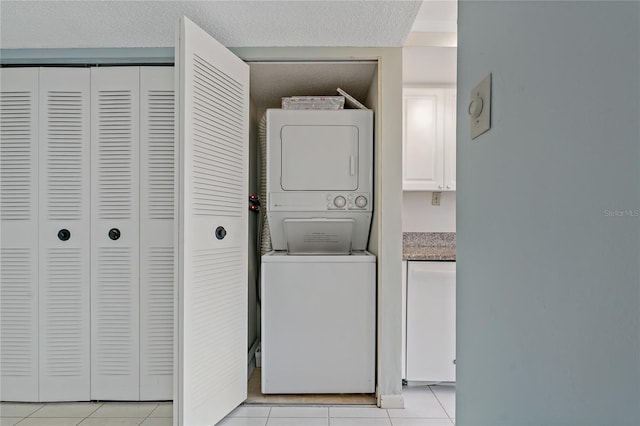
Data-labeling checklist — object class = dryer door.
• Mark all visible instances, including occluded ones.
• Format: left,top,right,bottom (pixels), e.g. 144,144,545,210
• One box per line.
280,125,358,191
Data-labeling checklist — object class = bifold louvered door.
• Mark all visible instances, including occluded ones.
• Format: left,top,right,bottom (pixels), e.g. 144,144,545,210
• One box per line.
90,67,141,400
0,68,40,402
38,68,91,401
175,17,249,426
1,66,175,403
140,67,175,400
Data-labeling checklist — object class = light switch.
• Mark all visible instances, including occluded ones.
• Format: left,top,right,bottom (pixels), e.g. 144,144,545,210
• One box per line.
469,73,491,139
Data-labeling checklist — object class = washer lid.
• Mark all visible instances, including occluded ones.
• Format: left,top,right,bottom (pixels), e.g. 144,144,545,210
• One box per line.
280,125,359,191
283,218,354,254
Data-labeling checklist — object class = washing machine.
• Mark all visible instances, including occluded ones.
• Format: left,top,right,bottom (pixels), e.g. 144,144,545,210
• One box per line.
260,251,376,394
260,108,376,394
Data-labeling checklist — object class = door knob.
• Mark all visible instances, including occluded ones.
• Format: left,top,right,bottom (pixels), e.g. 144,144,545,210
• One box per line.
108,228,121,241
57,229,71,241
215,226,227,240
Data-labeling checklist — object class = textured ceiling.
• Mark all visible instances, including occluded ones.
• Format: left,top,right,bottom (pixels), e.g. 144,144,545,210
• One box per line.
0,1,422,49
410,0,457,33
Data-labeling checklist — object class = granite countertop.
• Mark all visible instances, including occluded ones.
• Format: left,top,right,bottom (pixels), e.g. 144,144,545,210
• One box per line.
403,232,456,261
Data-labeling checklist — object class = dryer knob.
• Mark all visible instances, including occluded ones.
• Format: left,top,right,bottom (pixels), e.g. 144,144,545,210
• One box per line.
333,196,347,208
355,196,368,208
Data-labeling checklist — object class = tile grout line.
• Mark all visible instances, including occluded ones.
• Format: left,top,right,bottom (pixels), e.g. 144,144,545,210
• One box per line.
140,402,160,425
77,402,93,426
84,401,105,425
26,402,47,418
428,385,454,425
265,406,271,426
19,401,105,425
386,406,393,426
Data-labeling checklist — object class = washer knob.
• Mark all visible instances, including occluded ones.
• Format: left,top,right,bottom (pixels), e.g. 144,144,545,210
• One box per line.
355,196,368,208
333,195,347,208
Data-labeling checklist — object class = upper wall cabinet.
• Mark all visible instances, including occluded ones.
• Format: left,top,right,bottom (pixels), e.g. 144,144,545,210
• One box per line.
402,87,456,191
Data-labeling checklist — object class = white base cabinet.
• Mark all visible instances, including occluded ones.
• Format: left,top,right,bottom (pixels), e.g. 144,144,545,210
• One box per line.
406,261,456,382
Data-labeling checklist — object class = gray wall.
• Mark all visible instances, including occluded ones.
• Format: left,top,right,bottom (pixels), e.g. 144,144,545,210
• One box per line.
457,2,640,425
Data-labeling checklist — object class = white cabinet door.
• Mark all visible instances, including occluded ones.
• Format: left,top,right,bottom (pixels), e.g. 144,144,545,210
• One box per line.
90,67,141,400
38,68,91,401
443,89,456,191
0,68,40,402
402,87,456,192
406,261,456,382
140,66,175,401
403,88,444,191
175,16,249,426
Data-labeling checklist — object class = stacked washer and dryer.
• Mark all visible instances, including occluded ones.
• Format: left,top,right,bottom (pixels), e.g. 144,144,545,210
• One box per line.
260,109,376,394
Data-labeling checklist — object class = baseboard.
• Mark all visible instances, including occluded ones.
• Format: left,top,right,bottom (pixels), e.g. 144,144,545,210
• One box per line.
378,393,405,409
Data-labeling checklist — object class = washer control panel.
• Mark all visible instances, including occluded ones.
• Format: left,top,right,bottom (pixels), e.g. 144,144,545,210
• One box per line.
326,193,370,210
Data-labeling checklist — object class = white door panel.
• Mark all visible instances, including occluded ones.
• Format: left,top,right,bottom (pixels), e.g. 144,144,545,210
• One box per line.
175,16,249,426
38,68,91,401
91,67,140,400
0,68,40,401
140,66,175,400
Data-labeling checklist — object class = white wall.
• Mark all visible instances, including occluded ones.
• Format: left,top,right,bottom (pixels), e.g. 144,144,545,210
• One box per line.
403,47,456,85
402,192,455,232
402,46,457,233
457,2,640,425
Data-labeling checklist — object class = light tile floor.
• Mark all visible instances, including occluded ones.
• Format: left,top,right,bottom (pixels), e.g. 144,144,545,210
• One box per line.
0,384,454,426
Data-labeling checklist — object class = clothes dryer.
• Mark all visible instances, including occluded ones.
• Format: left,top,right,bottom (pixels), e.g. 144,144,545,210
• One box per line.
265,109,373,253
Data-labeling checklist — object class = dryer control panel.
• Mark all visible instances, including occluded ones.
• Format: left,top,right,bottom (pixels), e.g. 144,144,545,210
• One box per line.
269,192,372,212
327,193,369,210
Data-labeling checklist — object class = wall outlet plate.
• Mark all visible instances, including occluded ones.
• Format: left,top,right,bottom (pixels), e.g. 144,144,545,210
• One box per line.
469,73,491,139
432,191,441,206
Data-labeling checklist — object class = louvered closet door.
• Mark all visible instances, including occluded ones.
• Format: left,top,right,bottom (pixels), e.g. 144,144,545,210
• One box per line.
90,67,140,400
38,68,91,401
175,17,249,426
0,68,39,402
140,66,174,400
